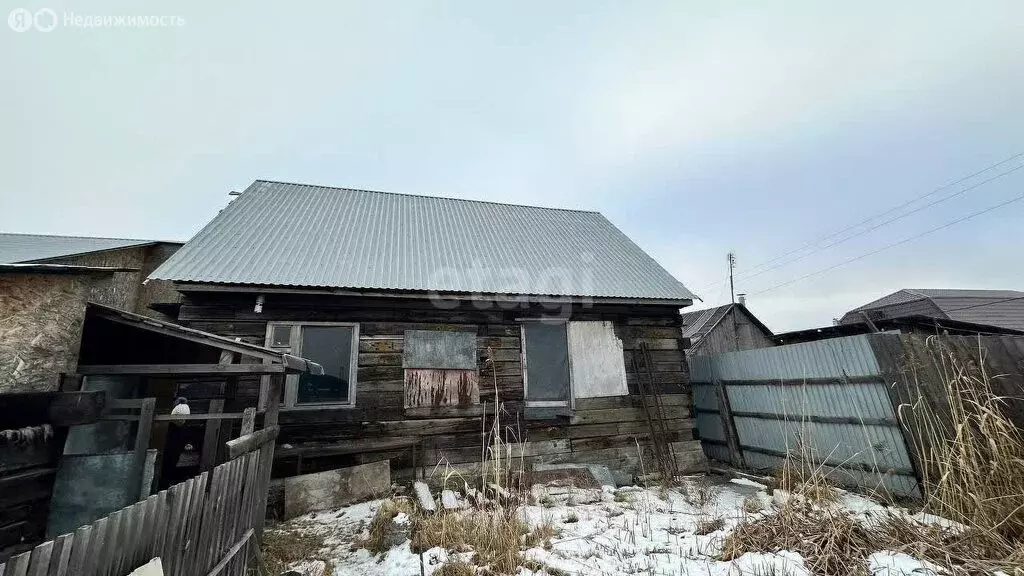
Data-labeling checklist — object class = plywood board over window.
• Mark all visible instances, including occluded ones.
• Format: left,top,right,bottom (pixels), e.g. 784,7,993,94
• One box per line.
568,321,628,398
403,330,479,408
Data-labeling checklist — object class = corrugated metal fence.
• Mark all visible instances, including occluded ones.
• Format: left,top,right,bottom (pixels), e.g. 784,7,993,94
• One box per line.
690,334,920,497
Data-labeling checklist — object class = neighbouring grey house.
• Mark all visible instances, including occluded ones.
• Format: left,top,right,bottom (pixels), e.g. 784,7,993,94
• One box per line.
0,233,182,393
680,303,774,357
839,289,1024,333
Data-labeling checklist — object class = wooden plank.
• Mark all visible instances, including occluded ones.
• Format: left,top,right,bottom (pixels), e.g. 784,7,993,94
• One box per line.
358,338,403,353
3,551,29,576
178,473,208,576
203,529,253,576
240,408,256,436
25,541,52,576
200,399,226,471
78,364,287,376
149,492,170,568
225,426,279,460
358,353,403,367
64,525,92,576
254,376,282,535
48,533,73,576
714,380,745,468
130,398,156,502
161,484,189,576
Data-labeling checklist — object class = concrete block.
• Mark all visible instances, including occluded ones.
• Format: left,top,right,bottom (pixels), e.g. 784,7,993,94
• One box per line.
283,460,390,520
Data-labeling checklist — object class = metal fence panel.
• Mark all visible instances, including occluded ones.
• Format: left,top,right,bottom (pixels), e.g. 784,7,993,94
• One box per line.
690,334,919,497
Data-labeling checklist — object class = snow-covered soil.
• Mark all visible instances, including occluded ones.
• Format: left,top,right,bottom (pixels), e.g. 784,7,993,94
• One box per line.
266,476,946,576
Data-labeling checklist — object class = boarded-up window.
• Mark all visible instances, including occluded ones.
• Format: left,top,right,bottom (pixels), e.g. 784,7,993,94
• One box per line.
523,322,571,405
568,321,628,398
403,330,476,369
403,330,479,408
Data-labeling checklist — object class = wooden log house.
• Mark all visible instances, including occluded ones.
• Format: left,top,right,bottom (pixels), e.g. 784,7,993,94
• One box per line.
149,180,707,488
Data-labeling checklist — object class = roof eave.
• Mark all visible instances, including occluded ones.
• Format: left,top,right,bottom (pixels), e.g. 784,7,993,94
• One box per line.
167,281,693,307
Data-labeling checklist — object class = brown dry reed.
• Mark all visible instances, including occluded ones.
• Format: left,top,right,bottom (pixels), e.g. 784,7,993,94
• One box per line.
724,336,1024,574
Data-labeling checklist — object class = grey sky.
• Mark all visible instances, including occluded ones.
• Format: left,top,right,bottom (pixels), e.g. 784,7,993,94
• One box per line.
2,1,1022,331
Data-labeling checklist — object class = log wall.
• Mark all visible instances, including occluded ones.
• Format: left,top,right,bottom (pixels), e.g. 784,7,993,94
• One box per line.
176,292,705,494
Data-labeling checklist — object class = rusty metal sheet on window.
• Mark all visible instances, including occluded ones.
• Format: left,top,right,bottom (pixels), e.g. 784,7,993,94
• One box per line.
403,330,476,369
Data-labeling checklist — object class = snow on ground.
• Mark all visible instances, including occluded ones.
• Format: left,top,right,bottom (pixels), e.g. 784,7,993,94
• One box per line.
267,477,948,576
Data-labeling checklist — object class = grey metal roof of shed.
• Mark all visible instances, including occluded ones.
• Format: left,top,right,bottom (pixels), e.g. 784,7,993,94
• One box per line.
150,180,695,301
842,288,1024,332
0,233,157,264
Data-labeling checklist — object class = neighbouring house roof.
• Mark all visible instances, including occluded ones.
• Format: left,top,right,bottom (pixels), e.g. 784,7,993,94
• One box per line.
680,303,773,344
149,180,696,302
0,233,167,264
841,289,1024,332
775,315,1024,345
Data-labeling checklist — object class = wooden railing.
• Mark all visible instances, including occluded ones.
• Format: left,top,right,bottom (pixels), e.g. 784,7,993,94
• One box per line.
0,406,281,576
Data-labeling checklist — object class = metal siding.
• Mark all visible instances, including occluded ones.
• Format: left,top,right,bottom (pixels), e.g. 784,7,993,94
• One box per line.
689,334,920,496
149,181,695,300
690,334,884,382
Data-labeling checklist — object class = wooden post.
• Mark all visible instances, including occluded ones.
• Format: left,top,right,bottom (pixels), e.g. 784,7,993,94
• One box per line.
200,399,226,471
713,379,745,469
131,398,157,501
240,408,256,436
254,375,281,535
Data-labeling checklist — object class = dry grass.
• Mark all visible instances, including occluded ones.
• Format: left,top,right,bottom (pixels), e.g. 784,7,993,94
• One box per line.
360,497,416,554
411,508,526,574
260,526,333,576
724,336,1024,574
742,496,764,514
434,560,476,576
694,514,725,535
903,337,1024,551
524,521,560,549
681,476,715,508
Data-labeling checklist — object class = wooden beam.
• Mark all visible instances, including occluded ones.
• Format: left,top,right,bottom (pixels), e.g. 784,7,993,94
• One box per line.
225,426,279,461
129,398,156,502
240,408,256,436
713,379,745,469
200,399,225,471
77,364,287,376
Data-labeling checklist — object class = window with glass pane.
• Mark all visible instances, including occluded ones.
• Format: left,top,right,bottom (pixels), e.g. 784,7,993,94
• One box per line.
297,325,354,404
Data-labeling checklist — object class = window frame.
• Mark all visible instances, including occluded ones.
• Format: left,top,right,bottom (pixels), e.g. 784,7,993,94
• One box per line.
519,319,575,409
263,321,360,410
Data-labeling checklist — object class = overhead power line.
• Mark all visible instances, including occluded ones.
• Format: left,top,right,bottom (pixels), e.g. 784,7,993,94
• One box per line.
736,152,1024,278
731,163,1024,284
943,295,1024,313
748,190,1024,296
695,152,1024,295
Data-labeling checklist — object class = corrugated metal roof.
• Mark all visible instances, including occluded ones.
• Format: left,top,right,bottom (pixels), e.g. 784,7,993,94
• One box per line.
150,180,696,301
842,288,1024,331
680,305,732,339
0,233,156,264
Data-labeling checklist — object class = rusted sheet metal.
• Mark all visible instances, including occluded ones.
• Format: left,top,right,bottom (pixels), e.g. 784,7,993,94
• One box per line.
404,368,480,408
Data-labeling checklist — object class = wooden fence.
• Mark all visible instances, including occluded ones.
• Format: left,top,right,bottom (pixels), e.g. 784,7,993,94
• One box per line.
0,420,280,576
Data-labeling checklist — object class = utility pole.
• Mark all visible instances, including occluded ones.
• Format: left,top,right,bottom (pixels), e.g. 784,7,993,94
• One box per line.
727,252,736,304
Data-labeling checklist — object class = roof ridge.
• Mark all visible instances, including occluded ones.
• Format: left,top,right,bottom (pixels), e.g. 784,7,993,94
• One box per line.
251,179,603,215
